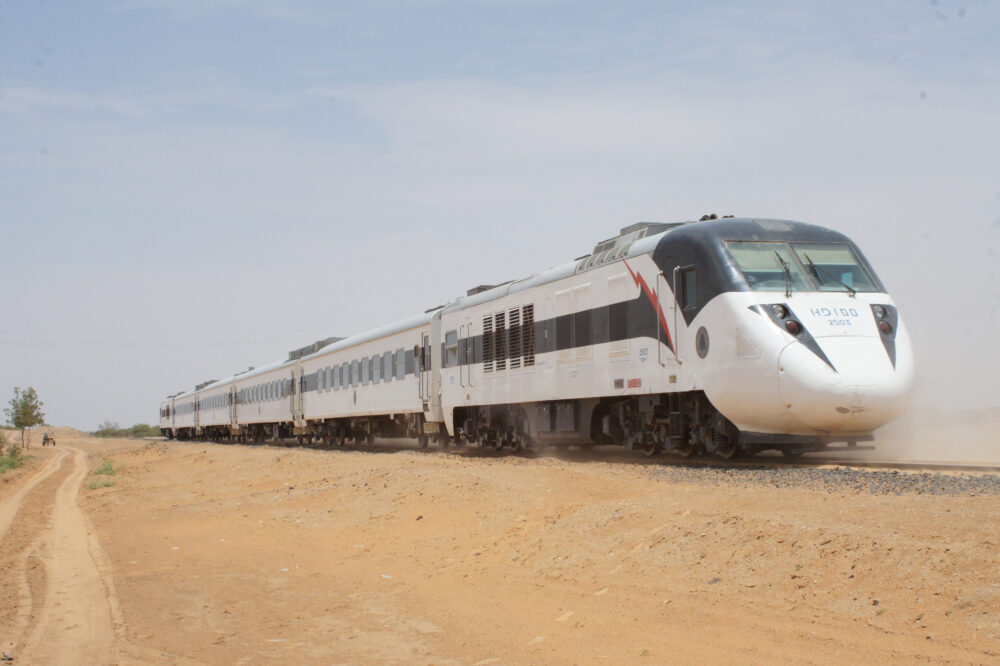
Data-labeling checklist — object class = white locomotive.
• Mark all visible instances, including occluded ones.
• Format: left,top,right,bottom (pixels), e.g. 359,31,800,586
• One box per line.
160,217,913,458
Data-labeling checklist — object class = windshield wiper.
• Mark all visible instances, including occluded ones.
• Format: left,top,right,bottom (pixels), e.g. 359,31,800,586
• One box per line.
803,252,856,297
773,251,792,298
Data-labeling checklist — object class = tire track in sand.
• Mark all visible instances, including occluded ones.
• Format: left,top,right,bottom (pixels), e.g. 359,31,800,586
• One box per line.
18,446,116,665
0,446,68,541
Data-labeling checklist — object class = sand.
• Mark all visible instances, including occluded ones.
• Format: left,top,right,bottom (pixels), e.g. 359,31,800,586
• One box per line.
2,428,999,664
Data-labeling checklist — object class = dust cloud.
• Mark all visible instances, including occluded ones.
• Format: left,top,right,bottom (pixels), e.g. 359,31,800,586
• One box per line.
873,406,1000,464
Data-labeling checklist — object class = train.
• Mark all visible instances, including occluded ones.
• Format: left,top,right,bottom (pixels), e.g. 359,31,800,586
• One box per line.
160,216,914,458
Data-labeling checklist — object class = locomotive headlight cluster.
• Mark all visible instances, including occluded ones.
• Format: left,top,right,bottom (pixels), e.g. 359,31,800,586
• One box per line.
768,303,802,335
872,304,892,334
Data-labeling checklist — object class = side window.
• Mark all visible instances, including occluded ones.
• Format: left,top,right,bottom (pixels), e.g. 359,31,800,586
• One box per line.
362,357,371,384
395,349,405,380
373,355,381,382
445,330,459,367
555,288,573,357
681,268,697,309
351,360,359,387
333,365,340,390
405,347,415,375
383,351,393,381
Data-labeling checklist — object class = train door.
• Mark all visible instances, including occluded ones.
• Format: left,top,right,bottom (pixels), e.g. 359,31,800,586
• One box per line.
293,362,306,431
669,263,697,365
461,314,474,403
229,384,238,433
193,396,200,433
425,312,444,426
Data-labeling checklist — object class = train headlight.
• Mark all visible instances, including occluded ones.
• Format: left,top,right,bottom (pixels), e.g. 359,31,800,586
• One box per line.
872,305,886,319
878,320,892,335
785,320,801,335
770,304,788,319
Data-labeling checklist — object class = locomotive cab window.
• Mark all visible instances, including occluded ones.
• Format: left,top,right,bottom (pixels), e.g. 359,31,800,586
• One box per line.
726,241,812,292
680,268,697,309
726,241,879,293
790,243,879,292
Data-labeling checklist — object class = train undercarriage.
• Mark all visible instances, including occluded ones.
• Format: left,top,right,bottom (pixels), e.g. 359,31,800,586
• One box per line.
165,391,871,458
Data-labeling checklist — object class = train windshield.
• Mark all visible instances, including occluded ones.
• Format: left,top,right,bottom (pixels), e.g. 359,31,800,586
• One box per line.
725,241,879,293
725,242,812,292
789,243,879,292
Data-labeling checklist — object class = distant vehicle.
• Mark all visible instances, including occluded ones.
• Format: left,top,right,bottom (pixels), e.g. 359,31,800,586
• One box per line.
160,216,913,458
41,433,55,446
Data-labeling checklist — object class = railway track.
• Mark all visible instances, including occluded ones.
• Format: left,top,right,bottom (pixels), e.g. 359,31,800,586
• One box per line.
790,456,1000,474
155,434,1000,474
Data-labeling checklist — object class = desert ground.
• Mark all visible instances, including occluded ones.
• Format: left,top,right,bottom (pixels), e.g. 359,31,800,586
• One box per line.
2,426,1000,665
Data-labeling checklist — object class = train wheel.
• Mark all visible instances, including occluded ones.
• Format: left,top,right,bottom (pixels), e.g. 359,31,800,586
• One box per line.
335,428,347,447
641,434,661,457
713,434,738,459
672,439,694,458
320,430,332,448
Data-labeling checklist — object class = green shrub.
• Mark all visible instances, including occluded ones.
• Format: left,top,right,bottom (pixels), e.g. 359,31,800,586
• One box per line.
93,460,116,476
1,442,24,473
88,479,115,490
93,422,161,438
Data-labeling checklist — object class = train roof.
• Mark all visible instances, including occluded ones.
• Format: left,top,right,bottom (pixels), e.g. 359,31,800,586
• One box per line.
166,309,439,400
439,217,861,315
165,217,859,401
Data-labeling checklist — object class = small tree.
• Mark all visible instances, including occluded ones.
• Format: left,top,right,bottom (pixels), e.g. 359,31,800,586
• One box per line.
95,421,121,437
5,387,45,448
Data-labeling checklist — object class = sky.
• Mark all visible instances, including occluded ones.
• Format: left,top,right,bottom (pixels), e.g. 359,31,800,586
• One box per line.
1,0,998,430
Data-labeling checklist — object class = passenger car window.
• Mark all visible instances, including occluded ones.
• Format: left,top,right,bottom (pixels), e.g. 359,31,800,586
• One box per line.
445,330,459,367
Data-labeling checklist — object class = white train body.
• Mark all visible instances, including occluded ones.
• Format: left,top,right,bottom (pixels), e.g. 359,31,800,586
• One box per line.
160,218,913,457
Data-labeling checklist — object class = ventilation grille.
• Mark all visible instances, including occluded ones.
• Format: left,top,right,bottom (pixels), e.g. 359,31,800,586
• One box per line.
481,305,536,372
483,315,494,373
523,304,535,366
494,312,506,371
508,308,521,369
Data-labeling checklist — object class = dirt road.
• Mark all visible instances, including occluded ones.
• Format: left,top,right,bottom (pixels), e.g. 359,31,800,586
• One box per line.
2,429,1000,664
0,440,118,664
